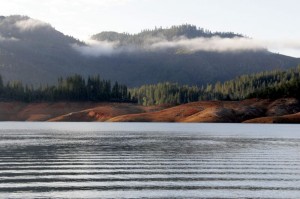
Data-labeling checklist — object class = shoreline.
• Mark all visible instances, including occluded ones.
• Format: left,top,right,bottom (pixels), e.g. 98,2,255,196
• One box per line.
0,98,300,123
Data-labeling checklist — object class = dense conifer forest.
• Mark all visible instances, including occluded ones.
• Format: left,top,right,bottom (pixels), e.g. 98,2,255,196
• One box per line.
1,65,300,105
0,74,131,102
130,66,300,105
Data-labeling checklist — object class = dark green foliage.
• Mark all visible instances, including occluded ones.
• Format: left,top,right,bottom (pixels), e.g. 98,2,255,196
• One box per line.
0,74,132,102
211,65,300,100
248,75,300,99
1,65,300,105
130,82,203,106
131,66,300,105
222,65,300,100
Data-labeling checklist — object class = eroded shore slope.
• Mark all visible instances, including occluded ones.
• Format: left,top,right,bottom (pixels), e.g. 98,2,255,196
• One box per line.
1,98,300,123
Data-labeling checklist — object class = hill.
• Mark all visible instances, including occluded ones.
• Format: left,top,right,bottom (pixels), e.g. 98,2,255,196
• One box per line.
0,15,94,85
107,98,300,123
0,98,299,123
90,24,299,87
130,65,300,106
91,24,242,45
0,102,163,121
0,16,299,87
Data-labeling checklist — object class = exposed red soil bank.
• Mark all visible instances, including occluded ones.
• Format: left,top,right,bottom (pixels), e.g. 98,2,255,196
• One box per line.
0,98,299,123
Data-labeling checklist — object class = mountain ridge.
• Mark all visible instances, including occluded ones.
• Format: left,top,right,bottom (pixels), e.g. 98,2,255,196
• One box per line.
0,15,299,87
91,24,243,47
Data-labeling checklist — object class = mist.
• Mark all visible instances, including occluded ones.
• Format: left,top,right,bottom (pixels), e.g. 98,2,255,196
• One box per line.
266,40,300,51
150,36,265,52
0,34,19,42
72,40,120,57
73,36,300,57
72,40,140,57
15,18,50,32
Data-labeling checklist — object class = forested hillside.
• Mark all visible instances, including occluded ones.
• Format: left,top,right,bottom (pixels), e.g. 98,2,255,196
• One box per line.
130,66,300,105
1,65,300,105
91,25,299,87
0,15,298,87
248,77,300,99
0,15,89,84
0,74,131,102
92,24,242,46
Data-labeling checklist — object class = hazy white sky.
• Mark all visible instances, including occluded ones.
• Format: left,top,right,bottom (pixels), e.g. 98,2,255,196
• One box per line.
1,0,300,57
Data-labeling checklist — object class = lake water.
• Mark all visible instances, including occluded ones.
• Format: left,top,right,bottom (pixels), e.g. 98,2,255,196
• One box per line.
1,122,300,198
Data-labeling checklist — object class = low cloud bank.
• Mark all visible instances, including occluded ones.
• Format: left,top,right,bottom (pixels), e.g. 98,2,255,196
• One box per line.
150,36,265,52
15,18,50,32
72,40,119,57
73,36,300,57
0,34,19,42
266,40,300,51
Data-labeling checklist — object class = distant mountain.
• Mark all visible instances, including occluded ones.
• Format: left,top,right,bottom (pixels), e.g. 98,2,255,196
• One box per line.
86,49,299,87
89,25,299,86
0,16,299,87
91,24,242,46
0,15,90,84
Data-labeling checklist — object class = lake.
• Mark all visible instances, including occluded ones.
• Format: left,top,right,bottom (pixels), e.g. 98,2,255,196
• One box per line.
1,122,300,198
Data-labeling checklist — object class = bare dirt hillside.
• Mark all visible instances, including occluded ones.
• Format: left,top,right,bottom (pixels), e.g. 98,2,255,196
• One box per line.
0,98,299,123
0,102,164,121
49,103,165,122
108,98,300,123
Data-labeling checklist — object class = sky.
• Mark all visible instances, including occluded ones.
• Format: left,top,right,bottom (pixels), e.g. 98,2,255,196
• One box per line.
1,0,300,57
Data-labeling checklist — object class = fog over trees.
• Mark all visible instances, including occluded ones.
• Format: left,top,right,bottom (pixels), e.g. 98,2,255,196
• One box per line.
0,16,298,87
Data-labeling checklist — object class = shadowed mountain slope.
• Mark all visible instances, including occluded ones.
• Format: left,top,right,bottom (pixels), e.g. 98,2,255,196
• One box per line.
0,16,298,87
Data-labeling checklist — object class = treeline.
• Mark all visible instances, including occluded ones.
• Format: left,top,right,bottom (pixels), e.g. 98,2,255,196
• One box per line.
212,65,300,100
130,66,300,105
92,24,242,46
248,78,300,99
2,65,300,105
130,83,201,106
0,74,132,102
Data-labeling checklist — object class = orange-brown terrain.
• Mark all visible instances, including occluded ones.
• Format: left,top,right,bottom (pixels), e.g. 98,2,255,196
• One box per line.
0,98,300,123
